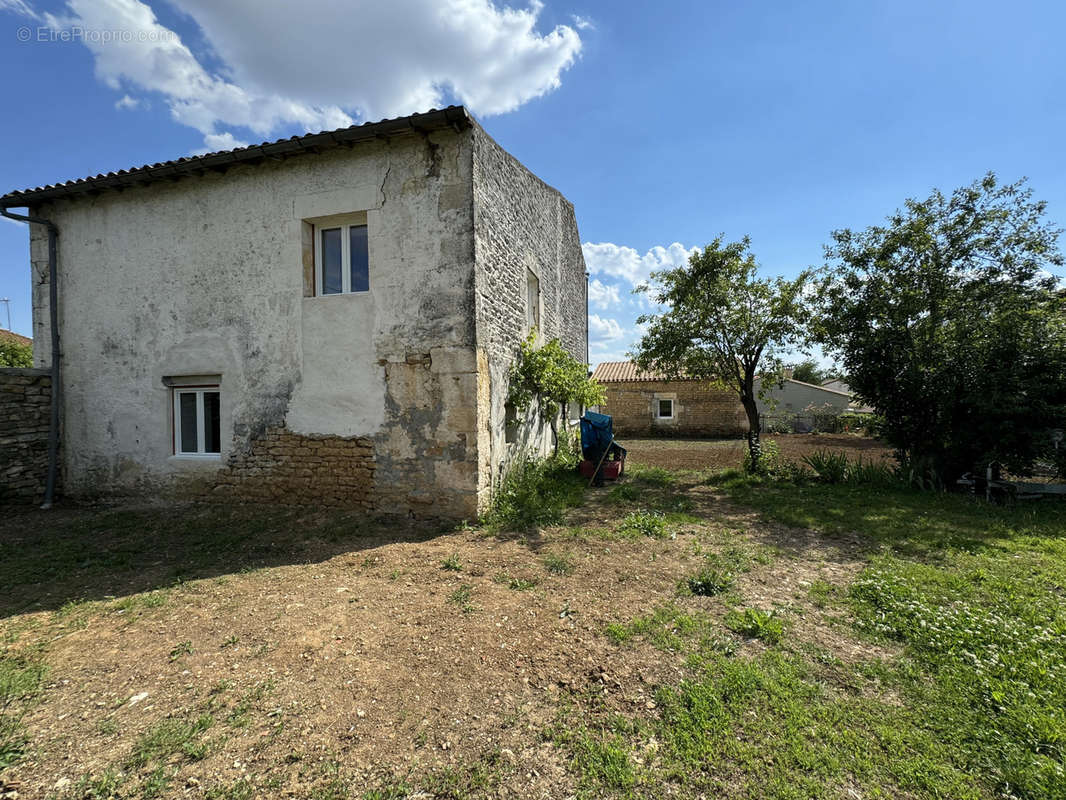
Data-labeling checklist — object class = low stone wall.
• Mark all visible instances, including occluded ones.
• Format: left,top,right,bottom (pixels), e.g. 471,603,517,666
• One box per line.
202,426,376,508
602,380,749,437
0,368,53,503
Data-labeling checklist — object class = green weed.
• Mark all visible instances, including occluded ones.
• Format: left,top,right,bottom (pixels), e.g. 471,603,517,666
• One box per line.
542,552,575,576
726,608,785,644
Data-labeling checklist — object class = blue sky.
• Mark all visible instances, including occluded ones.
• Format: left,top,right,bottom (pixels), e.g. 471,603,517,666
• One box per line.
2,0,1065,367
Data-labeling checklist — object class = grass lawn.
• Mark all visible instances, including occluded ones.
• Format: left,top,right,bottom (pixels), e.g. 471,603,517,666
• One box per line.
1,440,1064,799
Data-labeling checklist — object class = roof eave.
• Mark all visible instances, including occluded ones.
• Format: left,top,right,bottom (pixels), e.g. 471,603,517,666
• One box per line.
1,106,473,208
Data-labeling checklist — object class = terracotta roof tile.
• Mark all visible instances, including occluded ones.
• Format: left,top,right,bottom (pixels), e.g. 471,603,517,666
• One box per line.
0,329,31,347
591,361,697,383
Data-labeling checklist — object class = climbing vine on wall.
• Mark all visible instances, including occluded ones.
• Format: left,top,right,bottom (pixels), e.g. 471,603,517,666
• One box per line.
507,331,604,452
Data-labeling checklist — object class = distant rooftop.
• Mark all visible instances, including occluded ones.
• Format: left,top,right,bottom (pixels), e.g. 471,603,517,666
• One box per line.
591,361,698,383
0,329,31,347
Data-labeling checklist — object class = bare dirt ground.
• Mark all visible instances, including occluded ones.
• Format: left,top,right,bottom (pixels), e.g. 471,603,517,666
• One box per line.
621,433,894,471
0,443,892,799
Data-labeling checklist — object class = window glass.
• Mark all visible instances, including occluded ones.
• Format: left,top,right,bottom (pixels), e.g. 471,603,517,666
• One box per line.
349,225,369,292
179,393,198,453
321,227,343,294
658,399,673,418
204,392,221,453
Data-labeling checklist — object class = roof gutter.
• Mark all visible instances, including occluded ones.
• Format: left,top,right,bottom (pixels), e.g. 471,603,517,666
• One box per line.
0,206,60,509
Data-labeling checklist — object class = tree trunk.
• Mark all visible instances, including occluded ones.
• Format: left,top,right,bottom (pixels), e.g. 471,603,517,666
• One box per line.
741,394,762,472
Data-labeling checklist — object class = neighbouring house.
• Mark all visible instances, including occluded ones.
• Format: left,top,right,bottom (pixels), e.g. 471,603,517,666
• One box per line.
592,361,856,437
591,362,749,436
820,378,875,414
1,106,587,517
0,329,32,349
760,378,851,417
820,378,849,394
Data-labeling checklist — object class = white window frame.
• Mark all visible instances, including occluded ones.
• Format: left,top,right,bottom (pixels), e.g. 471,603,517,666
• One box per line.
173,386,221,458
313,216,370,296
656,397,675,420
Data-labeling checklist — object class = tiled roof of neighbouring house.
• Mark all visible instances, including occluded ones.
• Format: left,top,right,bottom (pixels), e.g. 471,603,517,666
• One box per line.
1,106,473,207
591,361,699,383
0,329,31,347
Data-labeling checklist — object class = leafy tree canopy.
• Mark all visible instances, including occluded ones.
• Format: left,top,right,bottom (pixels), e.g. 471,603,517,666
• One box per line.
817,173,1066,482
508,332,605,453
634,236,811,469
0,339,32,368
787,358,841,386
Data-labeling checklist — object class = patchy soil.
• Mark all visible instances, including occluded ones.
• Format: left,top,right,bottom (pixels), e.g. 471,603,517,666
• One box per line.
622,433,894,471
1,447,894,799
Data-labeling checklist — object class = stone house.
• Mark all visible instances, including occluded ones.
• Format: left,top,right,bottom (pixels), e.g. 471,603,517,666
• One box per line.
591,362,748,437
1,106,587,517
592,362,853,437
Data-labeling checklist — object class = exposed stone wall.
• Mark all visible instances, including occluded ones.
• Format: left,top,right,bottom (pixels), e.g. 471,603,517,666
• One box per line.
0,368,53,502
471,123,588,499
601,380,749,437
201,426,375,508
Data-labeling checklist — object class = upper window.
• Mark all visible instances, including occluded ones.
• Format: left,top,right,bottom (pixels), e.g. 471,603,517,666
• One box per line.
173,386,221,457
526,269,540,333
657,398,674,419
316,222,369,295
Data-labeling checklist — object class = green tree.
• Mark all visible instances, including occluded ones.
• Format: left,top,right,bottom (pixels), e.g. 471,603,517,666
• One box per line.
789,358,826,385
508,332,605,455
0,339,32,368
817,173,1066,482
634,236,811,471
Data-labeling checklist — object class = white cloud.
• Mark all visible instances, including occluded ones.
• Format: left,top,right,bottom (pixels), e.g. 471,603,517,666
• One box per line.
114,93,139,109
588,313,625,341
10,0,583,150
587,278,620,310
571,14,594,30
1,0,38,19
582,241,697,287
193,131,249,155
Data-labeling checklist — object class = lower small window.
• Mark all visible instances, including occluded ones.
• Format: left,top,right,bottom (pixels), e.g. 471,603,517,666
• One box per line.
657,398,674,419
174,387,221,456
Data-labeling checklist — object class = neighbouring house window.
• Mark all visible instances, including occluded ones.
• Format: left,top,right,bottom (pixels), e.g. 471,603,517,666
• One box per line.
657,398,674,419
526,269,540,333
173,387,221,457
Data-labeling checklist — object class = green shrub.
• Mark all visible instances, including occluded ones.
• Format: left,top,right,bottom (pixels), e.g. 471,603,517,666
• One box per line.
778,461,814,483
802,449,849,483
845,457,897,486
483,451,585,531
744,439,782,475
0,340,31,368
